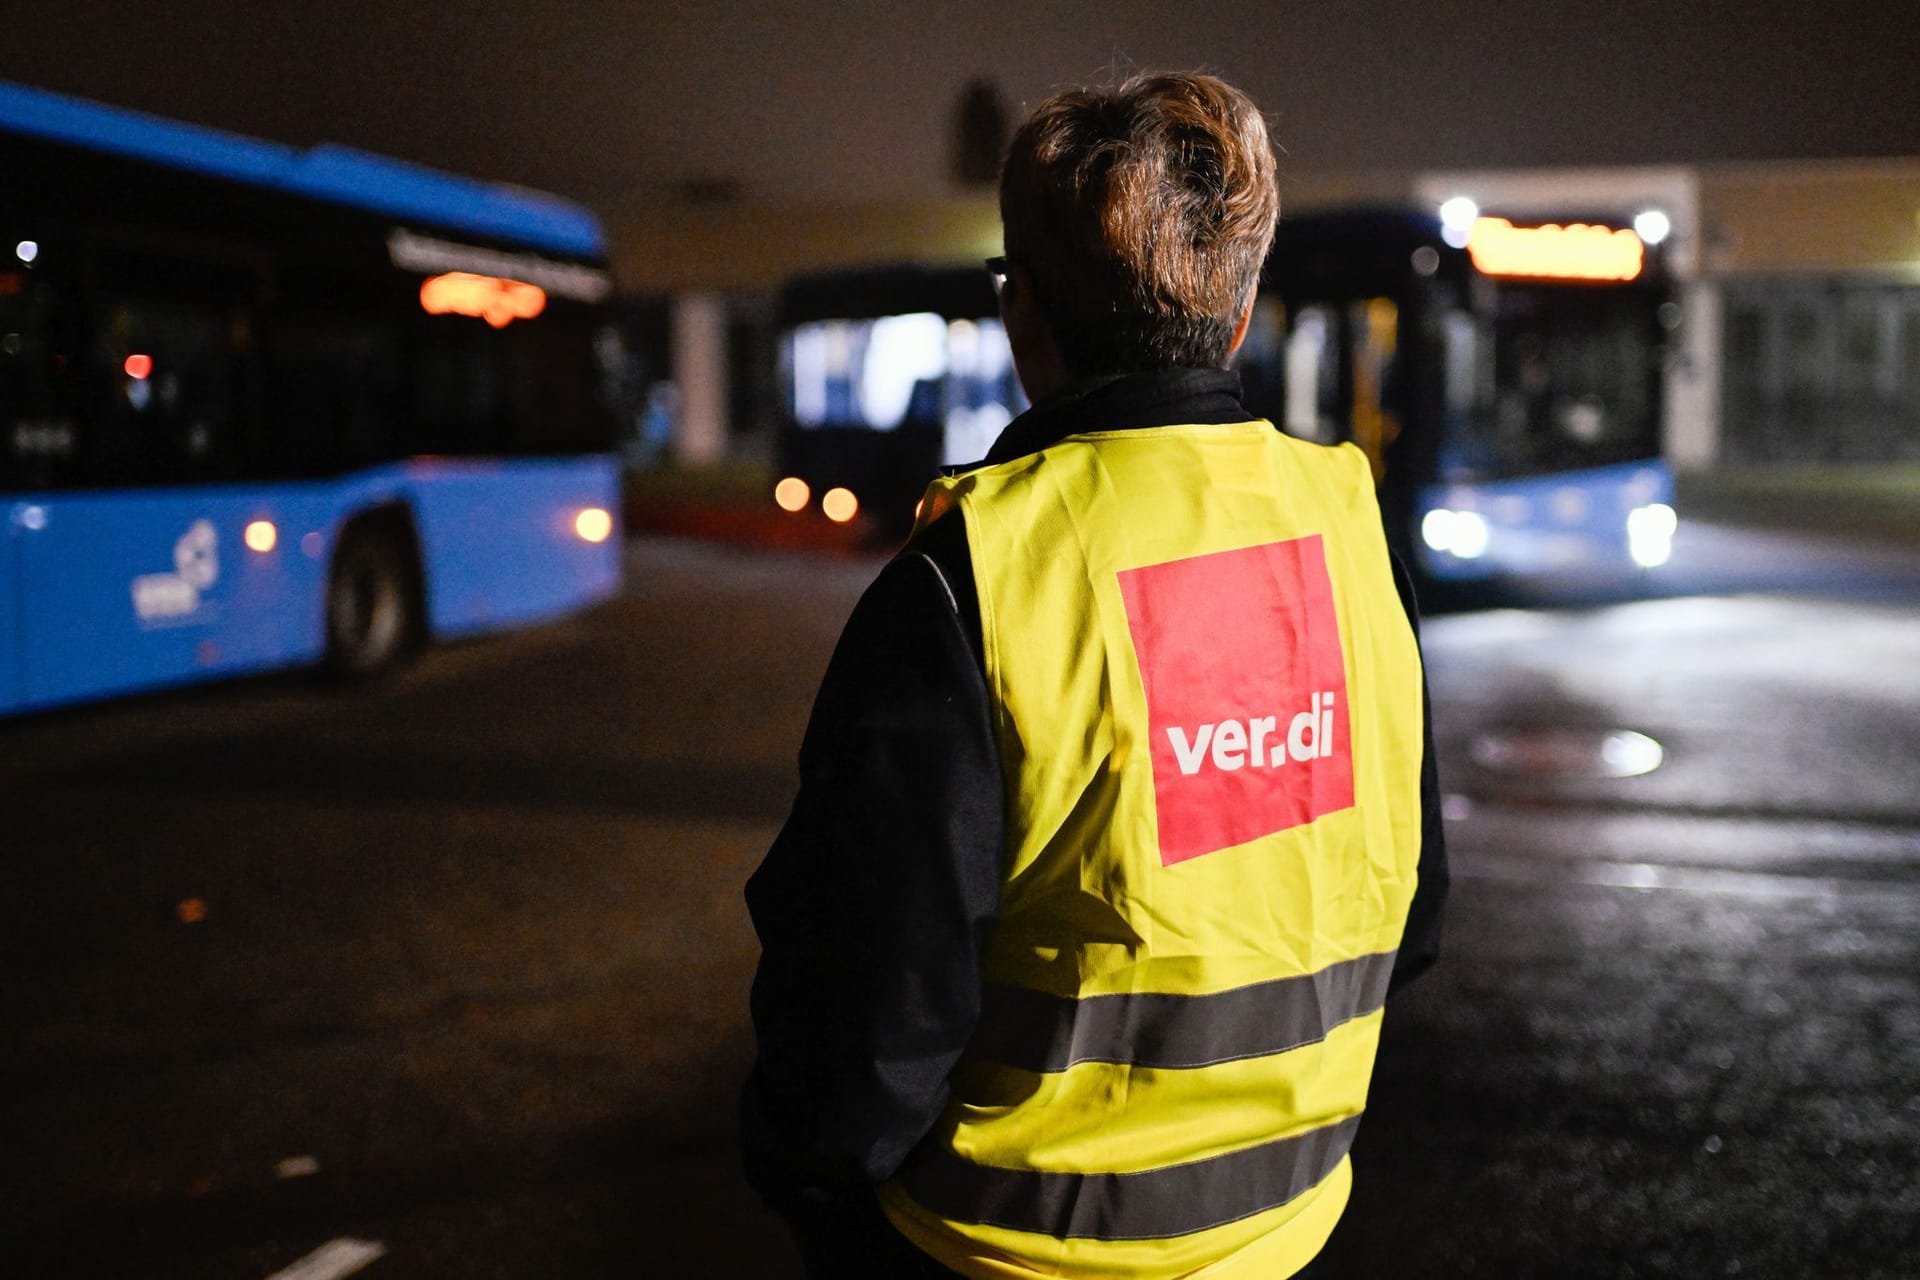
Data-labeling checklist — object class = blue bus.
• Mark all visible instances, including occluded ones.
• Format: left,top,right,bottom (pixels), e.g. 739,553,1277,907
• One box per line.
1,81,622,714
771,265,1026,538
1244,204,1679,595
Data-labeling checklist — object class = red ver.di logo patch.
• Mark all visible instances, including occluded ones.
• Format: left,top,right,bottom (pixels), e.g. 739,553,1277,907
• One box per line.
1118,535,1354,865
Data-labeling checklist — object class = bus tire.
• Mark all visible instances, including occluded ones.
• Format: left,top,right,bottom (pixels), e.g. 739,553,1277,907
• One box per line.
325,519,422,678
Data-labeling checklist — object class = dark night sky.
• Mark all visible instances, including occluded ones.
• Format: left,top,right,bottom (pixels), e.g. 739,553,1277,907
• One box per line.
3,1,1917,214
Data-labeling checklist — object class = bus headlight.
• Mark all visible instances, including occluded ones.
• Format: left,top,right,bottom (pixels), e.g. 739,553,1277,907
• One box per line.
1626,502,1676,568
1422,508,1489,559
821,487,859,524
774,476,810,513
244,520,278,553
575,507,614,544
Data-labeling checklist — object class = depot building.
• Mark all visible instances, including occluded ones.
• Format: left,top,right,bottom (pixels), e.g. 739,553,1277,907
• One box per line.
605,157,1920,477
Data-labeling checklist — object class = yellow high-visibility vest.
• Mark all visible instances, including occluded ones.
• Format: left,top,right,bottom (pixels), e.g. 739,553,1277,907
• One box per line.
880,421,1427,1279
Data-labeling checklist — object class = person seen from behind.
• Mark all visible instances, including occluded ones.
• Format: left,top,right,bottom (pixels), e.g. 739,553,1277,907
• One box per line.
743,69,1448,1279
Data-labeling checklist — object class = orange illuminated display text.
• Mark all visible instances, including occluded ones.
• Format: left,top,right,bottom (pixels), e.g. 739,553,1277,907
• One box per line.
419,272,548,328
1467,217,1644,282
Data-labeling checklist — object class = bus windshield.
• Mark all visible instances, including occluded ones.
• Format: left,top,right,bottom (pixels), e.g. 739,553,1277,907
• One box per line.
1439,281,1666,482
782,312,1022,467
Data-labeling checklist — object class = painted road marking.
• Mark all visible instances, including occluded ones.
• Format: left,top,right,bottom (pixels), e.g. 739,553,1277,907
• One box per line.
264,1238,386,1280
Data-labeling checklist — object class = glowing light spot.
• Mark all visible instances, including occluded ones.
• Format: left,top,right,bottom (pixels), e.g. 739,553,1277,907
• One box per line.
821,487,859,524
1470,727,1665,779
1634,210,1672,246
14,240,38,264
244,520,278,553
1450,510,1490,559
774,476,811,513
1439,196,1479,229
1468,217,1644,281
176,897,208,924
574,507,614,543
1422,507,1490,559
419,272,547,328
1627,502,1678,540
1627,502,1677,567
1439,197,1478,248
1601,730,1666,777
124,353,154,379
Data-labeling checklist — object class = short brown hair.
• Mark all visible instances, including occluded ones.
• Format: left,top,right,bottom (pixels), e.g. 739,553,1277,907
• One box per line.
999,72,1279,376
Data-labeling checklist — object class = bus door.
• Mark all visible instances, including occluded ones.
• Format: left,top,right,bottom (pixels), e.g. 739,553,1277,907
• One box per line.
1269,296,1402,474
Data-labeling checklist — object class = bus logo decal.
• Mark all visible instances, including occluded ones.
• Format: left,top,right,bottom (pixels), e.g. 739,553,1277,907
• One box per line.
131,519,220,624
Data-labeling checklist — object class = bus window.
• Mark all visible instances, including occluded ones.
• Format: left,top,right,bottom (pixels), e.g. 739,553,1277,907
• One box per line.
784,313,949,434
87,244,258,487
265,309,401,475
514,308,616,455
944,316,1018,466
412,321,511,454
787,320,862,428
1443,283,1664,481
1,242,82,492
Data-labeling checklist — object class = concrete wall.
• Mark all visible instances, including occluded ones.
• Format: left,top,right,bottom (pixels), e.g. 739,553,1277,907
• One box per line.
1700,159,1920,280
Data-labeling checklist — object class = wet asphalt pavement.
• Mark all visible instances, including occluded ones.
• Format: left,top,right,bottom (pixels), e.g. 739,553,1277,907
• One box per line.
4,530,1919,1278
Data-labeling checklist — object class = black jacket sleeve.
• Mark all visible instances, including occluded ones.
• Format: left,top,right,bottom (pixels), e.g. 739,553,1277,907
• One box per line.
1387,551,1448,994
740,517,1003,1214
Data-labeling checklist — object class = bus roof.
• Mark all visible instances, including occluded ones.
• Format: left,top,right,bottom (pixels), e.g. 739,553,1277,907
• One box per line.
0,79,605,260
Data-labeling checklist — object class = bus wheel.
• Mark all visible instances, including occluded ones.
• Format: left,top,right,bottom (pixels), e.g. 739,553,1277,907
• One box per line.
325,526,420,677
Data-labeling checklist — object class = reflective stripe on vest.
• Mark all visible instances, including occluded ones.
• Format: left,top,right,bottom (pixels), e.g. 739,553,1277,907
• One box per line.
898,1113,1364,1241
968,949,1397,1073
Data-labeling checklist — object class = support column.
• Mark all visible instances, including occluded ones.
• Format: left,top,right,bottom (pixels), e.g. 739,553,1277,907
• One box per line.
1667,281,1722,470
671,292,728,465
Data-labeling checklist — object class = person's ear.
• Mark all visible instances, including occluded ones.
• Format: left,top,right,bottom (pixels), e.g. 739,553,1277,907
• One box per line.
1225,290,1257,361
